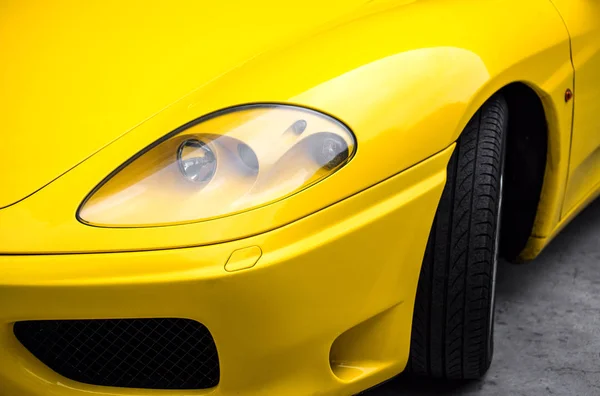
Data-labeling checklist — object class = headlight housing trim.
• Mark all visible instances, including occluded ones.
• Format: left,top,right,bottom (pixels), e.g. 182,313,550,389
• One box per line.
77,103,357,228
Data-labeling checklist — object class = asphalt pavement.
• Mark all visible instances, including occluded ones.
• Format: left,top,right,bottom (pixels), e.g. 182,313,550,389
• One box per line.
369,198,600,396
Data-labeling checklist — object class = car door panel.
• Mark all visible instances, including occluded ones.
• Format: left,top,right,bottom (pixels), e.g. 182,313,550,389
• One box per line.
550,0,600,215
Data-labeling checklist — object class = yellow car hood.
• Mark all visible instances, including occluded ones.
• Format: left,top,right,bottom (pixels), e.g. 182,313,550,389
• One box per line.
0,0,369,208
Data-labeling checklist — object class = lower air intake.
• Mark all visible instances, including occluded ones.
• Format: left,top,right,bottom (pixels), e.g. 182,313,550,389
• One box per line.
13,318,219,389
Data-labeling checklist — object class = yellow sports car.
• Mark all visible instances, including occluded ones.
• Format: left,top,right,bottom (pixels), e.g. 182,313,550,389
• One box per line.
1,0,599,395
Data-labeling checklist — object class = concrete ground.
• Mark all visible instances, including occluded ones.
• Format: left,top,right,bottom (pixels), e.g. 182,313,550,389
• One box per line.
369,199,600,396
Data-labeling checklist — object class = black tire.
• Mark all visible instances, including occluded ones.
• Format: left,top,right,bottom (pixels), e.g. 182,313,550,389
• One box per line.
408,94,508,379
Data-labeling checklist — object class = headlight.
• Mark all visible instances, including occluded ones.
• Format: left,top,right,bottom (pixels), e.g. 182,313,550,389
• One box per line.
78,104,356,227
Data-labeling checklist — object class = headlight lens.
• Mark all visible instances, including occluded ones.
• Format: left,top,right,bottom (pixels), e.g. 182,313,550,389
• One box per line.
78,104,356,227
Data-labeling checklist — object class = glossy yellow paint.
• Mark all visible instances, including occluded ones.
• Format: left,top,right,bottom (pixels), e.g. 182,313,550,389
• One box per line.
0,0,369,209
550,0,600,217
0,0,598,394
520,0,600,259
0,0,573,254
0,146,451,396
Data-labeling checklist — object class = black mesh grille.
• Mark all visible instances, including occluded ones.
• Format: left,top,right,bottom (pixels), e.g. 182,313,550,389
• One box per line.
13,318,219,389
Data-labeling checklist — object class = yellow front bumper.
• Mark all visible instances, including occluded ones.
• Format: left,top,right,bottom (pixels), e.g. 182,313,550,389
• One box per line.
0,146,452,396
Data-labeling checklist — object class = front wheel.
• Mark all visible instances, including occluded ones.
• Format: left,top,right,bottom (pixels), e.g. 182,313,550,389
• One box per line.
408,94,508,379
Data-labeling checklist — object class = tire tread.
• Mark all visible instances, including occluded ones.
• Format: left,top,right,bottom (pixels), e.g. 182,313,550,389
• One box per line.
409,94,508,379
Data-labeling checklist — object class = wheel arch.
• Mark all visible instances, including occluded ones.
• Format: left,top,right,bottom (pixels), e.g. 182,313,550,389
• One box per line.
497,83,549,261
462,80,571,262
